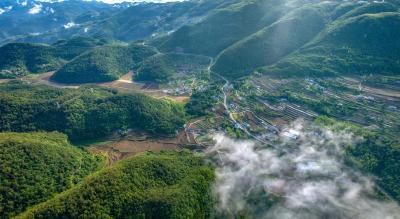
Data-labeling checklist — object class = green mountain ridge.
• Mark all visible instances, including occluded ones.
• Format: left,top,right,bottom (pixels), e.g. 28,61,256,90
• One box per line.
50,44,155,84
0,132,103,218
261,11,400,77
157,0,287,57
157,0,400,79
4,0,232,45
135,53,211,83
211,3,330,79
0,82,186,141
3,1,399,81
0,43,64,79
0,1,400,218
0,37,109,79
15,151,215,219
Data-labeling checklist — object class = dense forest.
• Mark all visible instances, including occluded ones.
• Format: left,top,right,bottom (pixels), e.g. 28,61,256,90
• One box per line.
0,43,64,79
157,0,400,79
185,85,220,117
211,4,327,79
0,37,109,79
0,0,399,218
261,11,400,78
135,53,210,83
16,151,215,219
0,132,103,218
0,81,186,141
52,44,157,84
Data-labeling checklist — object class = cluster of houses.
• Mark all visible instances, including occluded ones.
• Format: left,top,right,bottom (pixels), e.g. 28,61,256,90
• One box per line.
356,94,375,102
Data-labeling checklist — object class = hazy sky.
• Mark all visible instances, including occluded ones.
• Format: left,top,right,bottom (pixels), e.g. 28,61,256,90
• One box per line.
93,0,184,3
35,0,185,3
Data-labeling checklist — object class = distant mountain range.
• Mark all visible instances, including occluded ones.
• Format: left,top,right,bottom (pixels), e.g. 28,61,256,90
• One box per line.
0,0,229,45
0,0,126,43
1,0,399,81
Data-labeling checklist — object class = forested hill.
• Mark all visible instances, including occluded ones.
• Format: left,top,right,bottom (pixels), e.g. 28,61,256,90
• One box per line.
0,37,110,79
0,81,186,141
51,44,157,84
15,151,215,219
0,1,399,219
2,1,399,81
156,0,400,79
0,132,104,218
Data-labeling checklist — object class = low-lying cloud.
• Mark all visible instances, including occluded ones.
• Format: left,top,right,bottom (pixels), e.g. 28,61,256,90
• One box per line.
207,120,400,219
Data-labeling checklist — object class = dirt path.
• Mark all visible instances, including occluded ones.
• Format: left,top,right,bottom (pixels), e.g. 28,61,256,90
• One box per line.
22,72,80,88
0,79,10,84
342,77,400,98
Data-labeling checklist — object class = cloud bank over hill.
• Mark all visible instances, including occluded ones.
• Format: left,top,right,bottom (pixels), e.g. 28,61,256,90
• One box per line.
207,120,400,219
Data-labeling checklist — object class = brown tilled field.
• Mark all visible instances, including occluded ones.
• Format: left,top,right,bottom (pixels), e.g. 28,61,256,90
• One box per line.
88,139,180,165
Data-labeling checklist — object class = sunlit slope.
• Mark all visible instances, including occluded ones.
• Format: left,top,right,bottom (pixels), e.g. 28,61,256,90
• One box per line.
158,0,287,57
0,132,103,218
16,152,215,219
262,12,400,77
338,1,399,20
51,44,157,84
211,4,330,79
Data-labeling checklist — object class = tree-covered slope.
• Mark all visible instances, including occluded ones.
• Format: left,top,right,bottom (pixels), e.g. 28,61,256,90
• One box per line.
211,4,330,79
0,37,110,79
261,11,400,77
51,45,134,84
0,132,103,218
0,43,64,79
157,0,287,57
51,44,157,84
16,151,215,219
0,81,186,141
135,53,211,83
51,37,111,60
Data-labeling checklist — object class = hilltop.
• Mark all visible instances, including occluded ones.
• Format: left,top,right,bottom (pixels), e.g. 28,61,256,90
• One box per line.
15,151,215,219
0,37,109,79
0,132,103,218
0,81,186,141
51,44,157,84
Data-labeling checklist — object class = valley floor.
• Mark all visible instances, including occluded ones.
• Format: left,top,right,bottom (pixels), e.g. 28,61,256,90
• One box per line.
22,71,190,102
